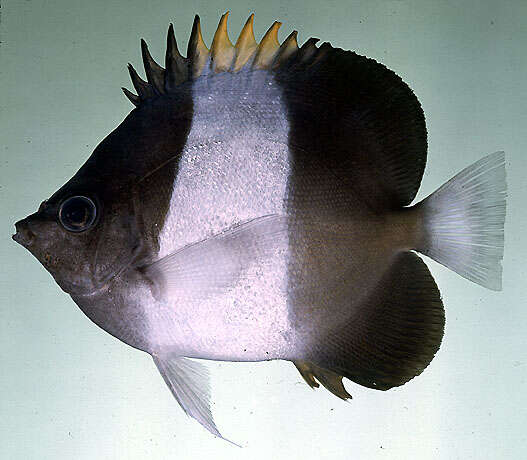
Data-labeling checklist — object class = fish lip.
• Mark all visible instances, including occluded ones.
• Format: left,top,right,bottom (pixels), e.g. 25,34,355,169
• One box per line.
12,220,35,247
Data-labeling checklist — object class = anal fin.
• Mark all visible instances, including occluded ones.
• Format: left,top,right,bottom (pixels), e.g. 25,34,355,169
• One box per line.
294,360,351,400
307,251,445,391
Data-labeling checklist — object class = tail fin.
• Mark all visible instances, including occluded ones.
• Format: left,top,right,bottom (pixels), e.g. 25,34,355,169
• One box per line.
416,151,506,291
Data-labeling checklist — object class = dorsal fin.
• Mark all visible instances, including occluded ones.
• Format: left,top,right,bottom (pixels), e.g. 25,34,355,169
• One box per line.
123,13,301,105
122,13,427,208
275,45,428,210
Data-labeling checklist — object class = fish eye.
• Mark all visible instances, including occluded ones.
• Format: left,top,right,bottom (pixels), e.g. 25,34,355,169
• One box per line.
58,196,97,232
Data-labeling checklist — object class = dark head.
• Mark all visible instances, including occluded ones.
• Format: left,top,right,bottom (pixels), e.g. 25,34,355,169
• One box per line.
13,91,193,296
11,13,314,296
13,193,114,295
11,15,210,296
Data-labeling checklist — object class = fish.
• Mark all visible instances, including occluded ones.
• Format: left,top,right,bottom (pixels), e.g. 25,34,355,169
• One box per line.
12,12,506,442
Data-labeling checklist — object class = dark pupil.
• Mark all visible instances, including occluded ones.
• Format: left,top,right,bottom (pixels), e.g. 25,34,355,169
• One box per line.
65,203,88,224
60,196,96,232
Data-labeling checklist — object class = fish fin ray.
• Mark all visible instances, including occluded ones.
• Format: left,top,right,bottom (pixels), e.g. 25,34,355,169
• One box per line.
416,151,506,291
143,215,287,302
233,14,258,71
276,46,427,213
307,251,445,390
293,360,351,400
187,15,210,78
152,355,239,445
210,12,235,72
252,21,282,69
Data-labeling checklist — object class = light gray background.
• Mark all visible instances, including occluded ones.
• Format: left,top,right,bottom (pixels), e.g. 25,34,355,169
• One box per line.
1,1,526,458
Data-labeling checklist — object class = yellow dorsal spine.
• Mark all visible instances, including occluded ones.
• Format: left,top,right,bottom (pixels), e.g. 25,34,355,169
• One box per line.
253,21,282,69
124,13,311,104
210,12,235,72
233,14,258,71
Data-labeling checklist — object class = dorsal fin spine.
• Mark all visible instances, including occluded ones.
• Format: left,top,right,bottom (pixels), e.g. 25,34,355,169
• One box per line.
233,14,258,71
123,14,306,106
165,24,188,91
297,37,320,64
187,15,210,78
253,21,282,69
141,39,165,94
122,87,140,106
272,30,299,69
127,63,154,100
210,12,235,72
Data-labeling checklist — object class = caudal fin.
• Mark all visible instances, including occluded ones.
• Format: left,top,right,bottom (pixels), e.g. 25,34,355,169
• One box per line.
416,151,506,290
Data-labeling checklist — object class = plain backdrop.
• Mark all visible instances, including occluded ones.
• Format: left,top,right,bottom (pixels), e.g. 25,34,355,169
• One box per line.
1,1,526,459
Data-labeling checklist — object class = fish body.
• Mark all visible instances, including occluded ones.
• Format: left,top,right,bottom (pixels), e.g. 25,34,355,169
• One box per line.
74,67,397,362
74,69,294,360
13,13,506,441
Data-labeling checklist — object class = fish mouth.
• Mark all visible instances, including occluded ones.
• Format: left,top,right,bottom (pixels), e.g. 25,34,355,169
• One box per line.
12,219,35,248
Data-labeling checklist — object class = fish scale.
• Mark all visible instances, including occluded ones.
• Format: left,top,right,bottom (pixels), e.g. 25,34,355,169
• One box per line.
12,12,506,443
158,71,290,257
150,69,293,360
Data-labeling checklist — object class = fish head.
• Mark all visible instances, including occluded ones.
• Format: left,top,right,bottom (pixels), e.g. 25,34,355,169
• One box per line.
12,166,141,297
13,95,192,296
12,120,150,297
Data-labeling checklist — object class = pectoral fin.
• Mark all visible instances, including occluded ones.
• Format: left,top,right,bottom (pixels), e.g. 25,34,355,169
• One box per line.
143,214,287,301
153,354,238,445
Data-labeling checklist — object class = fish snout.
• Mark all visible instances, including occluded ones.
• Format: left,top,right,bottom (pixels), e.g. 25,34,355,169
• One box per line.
13,218,35,247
